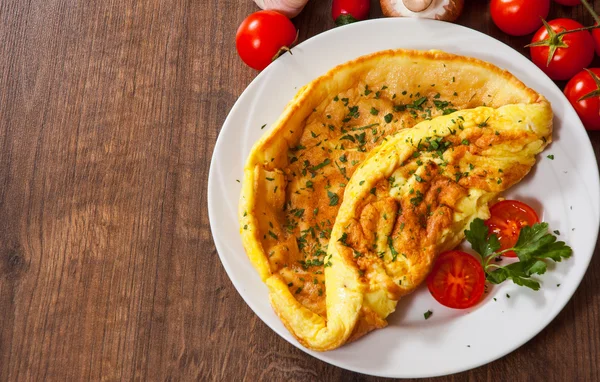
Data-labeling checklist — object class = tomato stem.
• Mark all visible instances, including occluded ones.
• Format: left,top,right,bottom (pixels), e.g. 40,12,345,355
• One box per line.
525,19,598,67
578,69,600,102
335,14,359,26
581,0,600,25
271,30,300,62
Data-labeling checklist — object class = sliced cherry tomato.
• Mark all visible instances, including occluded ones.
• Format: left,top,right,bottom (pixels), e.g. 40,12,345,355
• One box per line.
564,68,600,131
235,11,297,71
484,200,540,258
490,0,550,36
332,0,370,26
553,0,580,5
529,18,595,80
427,251,485,309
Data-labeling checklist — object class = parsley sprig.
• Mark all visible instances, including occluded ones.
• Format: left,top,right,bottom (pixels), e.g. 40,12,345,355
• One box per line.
464,219,572,290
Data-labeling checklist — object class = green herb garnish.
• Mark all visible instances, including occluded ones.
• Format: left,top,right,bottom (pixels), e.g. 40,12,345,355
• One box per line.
464,219,572,290
327,190,339,206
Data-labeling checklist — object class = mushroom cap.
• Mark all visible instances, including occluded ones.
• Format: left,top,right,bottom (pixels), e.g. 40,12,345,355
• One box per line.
380,0,465,22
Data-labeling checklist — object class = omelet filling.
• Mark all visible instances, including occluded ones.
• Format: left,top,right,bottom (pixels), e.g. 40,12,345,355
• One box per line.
258,83,468,318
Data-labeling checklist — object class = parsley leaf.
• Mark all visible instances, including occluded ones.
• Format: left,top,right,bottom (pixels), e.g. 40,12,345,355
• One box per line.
464,218,572,291
513,223,572,262
388,236,398,257
327,190,339,206
464,219,500,260
310,158,331,172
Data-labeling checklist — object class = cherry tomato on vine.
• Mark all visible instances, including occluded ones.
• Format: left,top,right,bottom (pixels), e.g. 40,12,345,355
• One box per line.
484,200,540,258
490,0,550,36
580,0,600,56
553,0,580,5
427,251,486,309
332,0,370,26
593,25,600,56
235,10,297,71
529,18,594,80
564,68,600,131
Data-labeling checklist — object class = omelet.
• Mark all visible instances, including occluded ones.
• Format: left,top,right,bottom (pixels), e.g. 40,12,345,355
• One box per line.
267,103,552,349
239,49,552,351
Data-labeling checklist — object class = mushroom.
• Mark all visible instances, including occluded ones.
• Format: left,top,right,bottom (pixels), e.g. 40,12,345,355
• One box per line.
380,0,464,22
253,0,310,18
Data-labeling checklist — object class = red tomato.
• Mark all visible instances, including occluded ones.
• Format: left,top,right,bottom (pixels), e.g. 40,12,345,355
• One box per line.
553,0,580,5
564,68,600,131
332,0,370,26
529,19,595,80
485,200,540,258
427,251,485,309
235,11,297,71
594,25,600,56
490,0,550,36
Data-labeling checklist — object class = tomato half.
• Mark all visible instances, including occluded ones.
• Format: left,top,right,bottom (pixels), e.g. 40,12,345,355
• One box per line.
427,251,485,309
490,0,550,36
235,11,297,71
484,200,540,257
564,68,600,131
529,18,595,80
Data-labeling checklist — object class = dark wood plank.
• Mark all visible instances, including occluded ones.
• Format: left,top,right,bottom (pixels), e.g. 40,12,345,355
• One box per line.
0,0,598,381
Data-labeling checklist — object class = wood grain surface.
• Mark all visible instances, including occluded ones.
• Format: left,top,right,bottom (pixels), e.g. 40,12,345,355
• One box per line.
1,0,599,380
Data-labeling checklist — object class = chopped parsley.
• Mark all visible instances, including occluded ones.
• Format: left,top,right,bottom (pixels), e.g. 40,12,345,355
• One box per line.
424,310,433,319
327,190,339,206
478,117,490,128
410,190,424,206
310,158,331,172
388,236,398,257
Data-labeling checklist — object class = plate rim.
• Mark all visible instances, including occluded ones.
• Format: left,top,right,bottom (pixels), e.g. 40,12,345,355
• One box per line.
208,17,600,378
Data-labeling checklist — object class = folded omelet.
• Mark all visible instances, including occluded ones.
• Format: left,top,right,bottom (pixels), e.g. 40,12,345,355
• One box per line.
239,50,552,351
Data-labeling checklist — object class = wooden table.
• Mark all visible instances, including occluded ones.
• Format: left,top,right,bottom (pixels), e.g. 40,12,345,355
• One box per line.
1,0,599,380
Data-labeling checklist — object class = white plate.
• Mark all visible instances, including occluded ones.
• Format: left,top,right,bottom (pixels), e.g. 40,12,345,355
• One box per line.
208,18,600,378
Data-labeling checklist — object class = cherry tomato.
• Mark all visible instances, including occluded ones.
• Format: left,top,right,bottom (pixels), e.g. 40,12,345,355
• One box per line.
235,11,297,71
564,68,600,131
332,0,370,26
553,0,580,5
427,251,485,309
594,25,600,56
580,0,600,56
490,0,550,36
485,200,540,258
529,19,594,80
